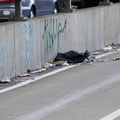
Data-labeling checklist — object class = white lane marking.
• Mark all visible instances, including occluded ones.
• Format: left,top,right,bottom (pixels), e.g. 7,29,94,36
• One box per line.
100,109,120,120
15,74,120,120
0,65,76,94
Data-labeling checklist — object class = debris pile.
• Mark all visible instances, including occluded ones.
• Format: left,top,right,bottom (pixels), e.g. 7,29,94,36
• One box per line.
102,43,120,52
103,44,113,52
84,44,120,65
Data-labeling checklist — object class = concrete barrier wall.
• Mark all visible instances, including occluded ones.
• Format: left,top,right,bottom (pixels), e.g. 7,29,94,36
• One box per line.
104,4,120,45
0,3,120,79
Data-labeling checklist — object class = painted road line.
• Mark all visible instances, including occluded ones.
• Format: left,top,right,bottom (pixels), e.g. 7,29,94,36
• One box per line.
15,73,120,120
0,65,77,94
100,109,120,120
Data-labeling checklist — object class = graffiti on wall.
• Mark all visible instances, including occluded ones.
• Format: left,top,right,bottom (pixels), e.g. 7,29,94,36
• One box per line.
19,24,30,70
19,23,38,70
42,18,67,52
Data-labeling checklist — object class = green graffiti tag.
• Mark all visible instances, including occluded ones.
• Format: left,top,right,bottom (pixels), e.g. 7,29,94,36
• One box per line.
42,18,67,52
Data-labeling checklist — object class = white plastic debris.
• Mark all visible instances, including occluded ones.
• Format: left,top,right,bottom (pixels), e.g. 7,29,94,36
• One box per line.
62,61,69,66
92,52,101,55
44,63,50,68
103,46,113,52
0,76,11,83
31,68,46,74
49,63,56,67
44,63,55,68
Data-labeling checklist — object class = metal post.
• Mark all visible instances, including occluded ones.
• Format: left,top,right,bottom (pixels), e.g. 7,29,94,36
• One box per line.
9,0,27,21
65,0,71,10
61,0,72,13
15,0,22,18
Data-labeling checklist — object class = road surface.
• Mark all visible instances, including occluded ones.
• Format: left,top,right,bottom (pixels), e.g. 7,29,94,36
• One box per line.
0,52,120,120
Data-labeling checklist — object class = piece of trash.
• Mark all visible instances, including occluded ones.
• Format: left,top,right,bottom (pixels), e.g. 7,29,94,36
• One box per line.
83,59,94,65
44,63,55,68
27,69,31,73
42,68,46,70
103,46,113,52
49,63,56,68
54,50,90,63
53,61,69,66
55,63,63,66
44,63,50,68
91,56,97,60
18,73,30,77
31,68,46,74
0,76,11,83
53,61,65,64
62,61,69,66
115,58,120,61
92,52,101,55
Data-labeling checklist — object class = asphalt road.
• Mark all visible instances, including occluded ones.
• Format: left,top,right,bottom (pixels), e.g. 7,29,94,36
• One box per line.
0,52,120,120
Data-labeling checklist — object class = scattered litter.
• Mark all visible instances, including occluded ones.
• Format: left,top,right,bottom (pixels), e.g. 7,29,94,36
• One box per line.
52,61,69,66
0,76,11,83
83,57,120,65
102,44,119,52
95,58,120,62
18,73,30,77
0,45,119,91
